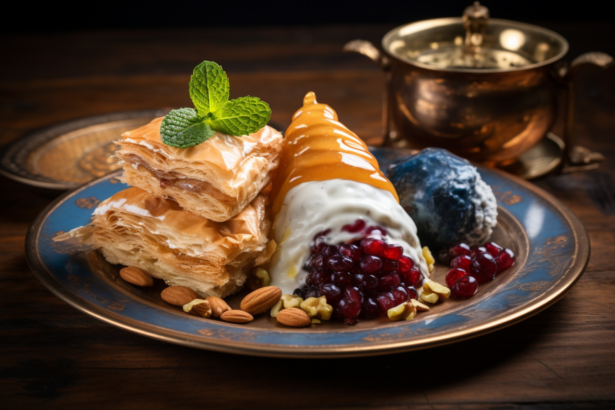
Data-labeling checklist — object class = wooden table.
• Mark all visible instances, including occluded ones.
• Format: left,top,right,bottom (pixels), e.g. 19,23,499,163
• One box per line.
2,24,614,409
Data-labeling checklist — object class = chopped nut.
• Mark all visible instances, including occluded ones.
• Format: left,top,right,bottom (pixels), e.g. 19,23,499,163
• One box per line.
220,310,253,323
281,294,303,309
311,319,321,324
410,299,430,311
205,296,231,317
271,294,303,317
270,300,283,318
161,286,198,306
276,308,311,327
420,292,440,304
120,266,154,287
387,302,417,321
240,286,282,314
420,280,451,304
248,267,271,290
422,246,435,273
183,299,212,318
424,280,451,299
300,296,333,320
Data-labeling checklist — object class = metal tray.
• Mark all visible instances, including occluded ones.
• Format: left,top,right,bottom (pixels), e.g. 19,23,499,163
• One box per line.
25,149,589,358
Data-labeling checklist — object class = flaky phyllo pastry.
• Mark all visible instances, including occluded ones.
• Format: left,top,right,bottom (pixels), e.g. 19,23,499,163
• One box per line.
82,187,274,297
118,117,283,222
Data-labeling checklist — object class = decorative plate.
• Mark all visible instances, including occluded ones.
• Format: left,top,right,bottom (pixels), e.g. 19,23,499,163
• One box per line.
25,149,589,358
0,110,169,191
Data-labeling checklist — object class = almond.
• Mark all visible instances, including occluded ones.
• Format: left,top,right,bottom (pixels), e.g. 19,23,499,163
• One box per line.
240,286,282,315
206,296,231,317
220,310,253,324
161,286,198,306
183,299,212,318
120,266,153,287
276,308,311,327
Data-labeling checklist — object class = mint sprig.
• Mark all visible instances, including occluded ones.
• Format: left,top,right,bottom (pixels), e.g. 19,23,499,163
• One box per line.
160,108,214,148
161,61,271,148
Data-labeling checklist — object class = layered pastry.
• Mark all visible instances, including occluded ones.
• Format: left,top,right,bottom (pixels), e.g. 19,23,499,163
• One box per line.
267,92,429,323
118,118,283,222
84,187,274,297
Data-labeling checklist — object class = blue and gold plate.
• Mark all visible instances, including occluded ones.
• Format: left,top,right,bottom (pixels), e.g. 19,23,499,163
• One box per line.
26,149,589,358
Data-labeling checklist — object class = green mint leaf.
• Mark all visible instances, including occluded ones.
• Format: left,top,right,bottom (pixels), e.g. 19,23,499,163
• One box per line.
206,96,271,136
160,108,215,148
189,61,229,116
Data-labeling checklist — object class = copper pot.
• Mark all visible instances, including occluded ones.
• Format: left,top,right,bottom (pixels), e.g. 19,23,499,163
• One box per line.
345,2,611,171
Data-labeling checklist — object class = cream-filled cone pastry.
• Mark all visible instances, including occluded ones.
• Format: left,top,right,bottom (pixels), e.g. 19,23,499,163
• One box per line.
268,92,429,296
80,187,274,298
118,118,283,222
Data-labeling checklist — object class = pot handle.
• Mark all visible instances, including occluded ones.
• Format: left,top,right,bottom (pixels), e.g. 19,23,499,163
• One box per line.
343,40,393,145
343,40,391,71
560,52,613,173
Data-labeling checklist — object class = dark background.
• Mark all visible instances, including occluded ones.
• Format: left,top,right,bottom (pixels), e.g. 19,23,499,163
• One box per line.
3,0,614,33
2,0,615,409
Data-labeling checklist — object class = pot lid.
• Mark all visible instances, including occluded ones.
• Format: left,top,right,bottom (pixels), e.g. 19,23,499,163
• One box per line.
382,2,568,73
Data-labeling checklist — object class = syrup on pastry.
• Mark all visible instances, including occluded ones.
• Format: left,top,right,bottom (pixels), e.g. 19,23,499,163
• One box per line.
270,92,398,216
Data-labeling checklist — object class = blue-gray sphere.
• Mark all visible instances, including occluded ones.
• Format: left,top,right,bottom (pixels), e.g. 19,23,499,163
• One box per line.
387,148,497,250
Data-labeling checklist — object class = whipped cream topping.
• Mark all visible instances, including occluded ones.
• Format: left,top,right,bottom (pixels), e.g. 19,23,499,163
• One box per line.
269,179,429,294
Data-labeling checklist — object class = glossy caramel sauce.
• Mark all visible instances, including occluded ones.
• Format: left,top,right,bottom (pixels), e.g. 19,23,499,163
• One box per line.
271,92,398,215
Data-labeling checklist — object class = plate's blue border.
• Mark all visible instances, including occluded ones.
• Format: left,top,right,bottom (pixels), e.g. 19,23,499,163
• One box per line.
28,165,588,356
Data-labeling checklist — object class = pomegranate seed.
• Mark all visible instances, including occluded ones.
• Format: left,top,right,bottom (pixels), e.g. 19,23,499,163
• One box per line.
390,273,401,287
376,292,396,313
344,286,363,305
360,255,382,273
339,244,361,261
312,229,331,241
449,243,471,258
305,286,321,299
383,243,403,260
319,283,342,303
452,276,479,299
398,255,414,273
378,274,396,290
341,219,366,233
331,271,353,287
470,246,487,258
308,254,325,270
326,254,354,271
471,253,498,282
354,273,378,290
382,259,399,272
361,297,380,318
445,268,468,288
361,238,385,256
293,287,306,299
438,248,452,265
365,226,387,236
391,285,409,305
405,286,419,300
401,267,422,287
349,286,366,304
484,242,503,258
496,248,516,273
320,245,338,257
307,269,330,286
338,298,361,319
451,255,472,271
310,229,331,254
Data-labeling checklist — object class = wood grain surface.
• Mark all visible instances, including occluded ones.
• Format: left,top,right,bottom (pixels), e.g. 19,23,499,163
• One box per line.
1,25,614,409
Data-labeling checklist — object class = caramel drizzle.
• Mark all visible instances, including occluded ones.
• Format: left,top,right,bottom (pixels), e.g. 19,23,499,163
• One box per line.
271,92,398,215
